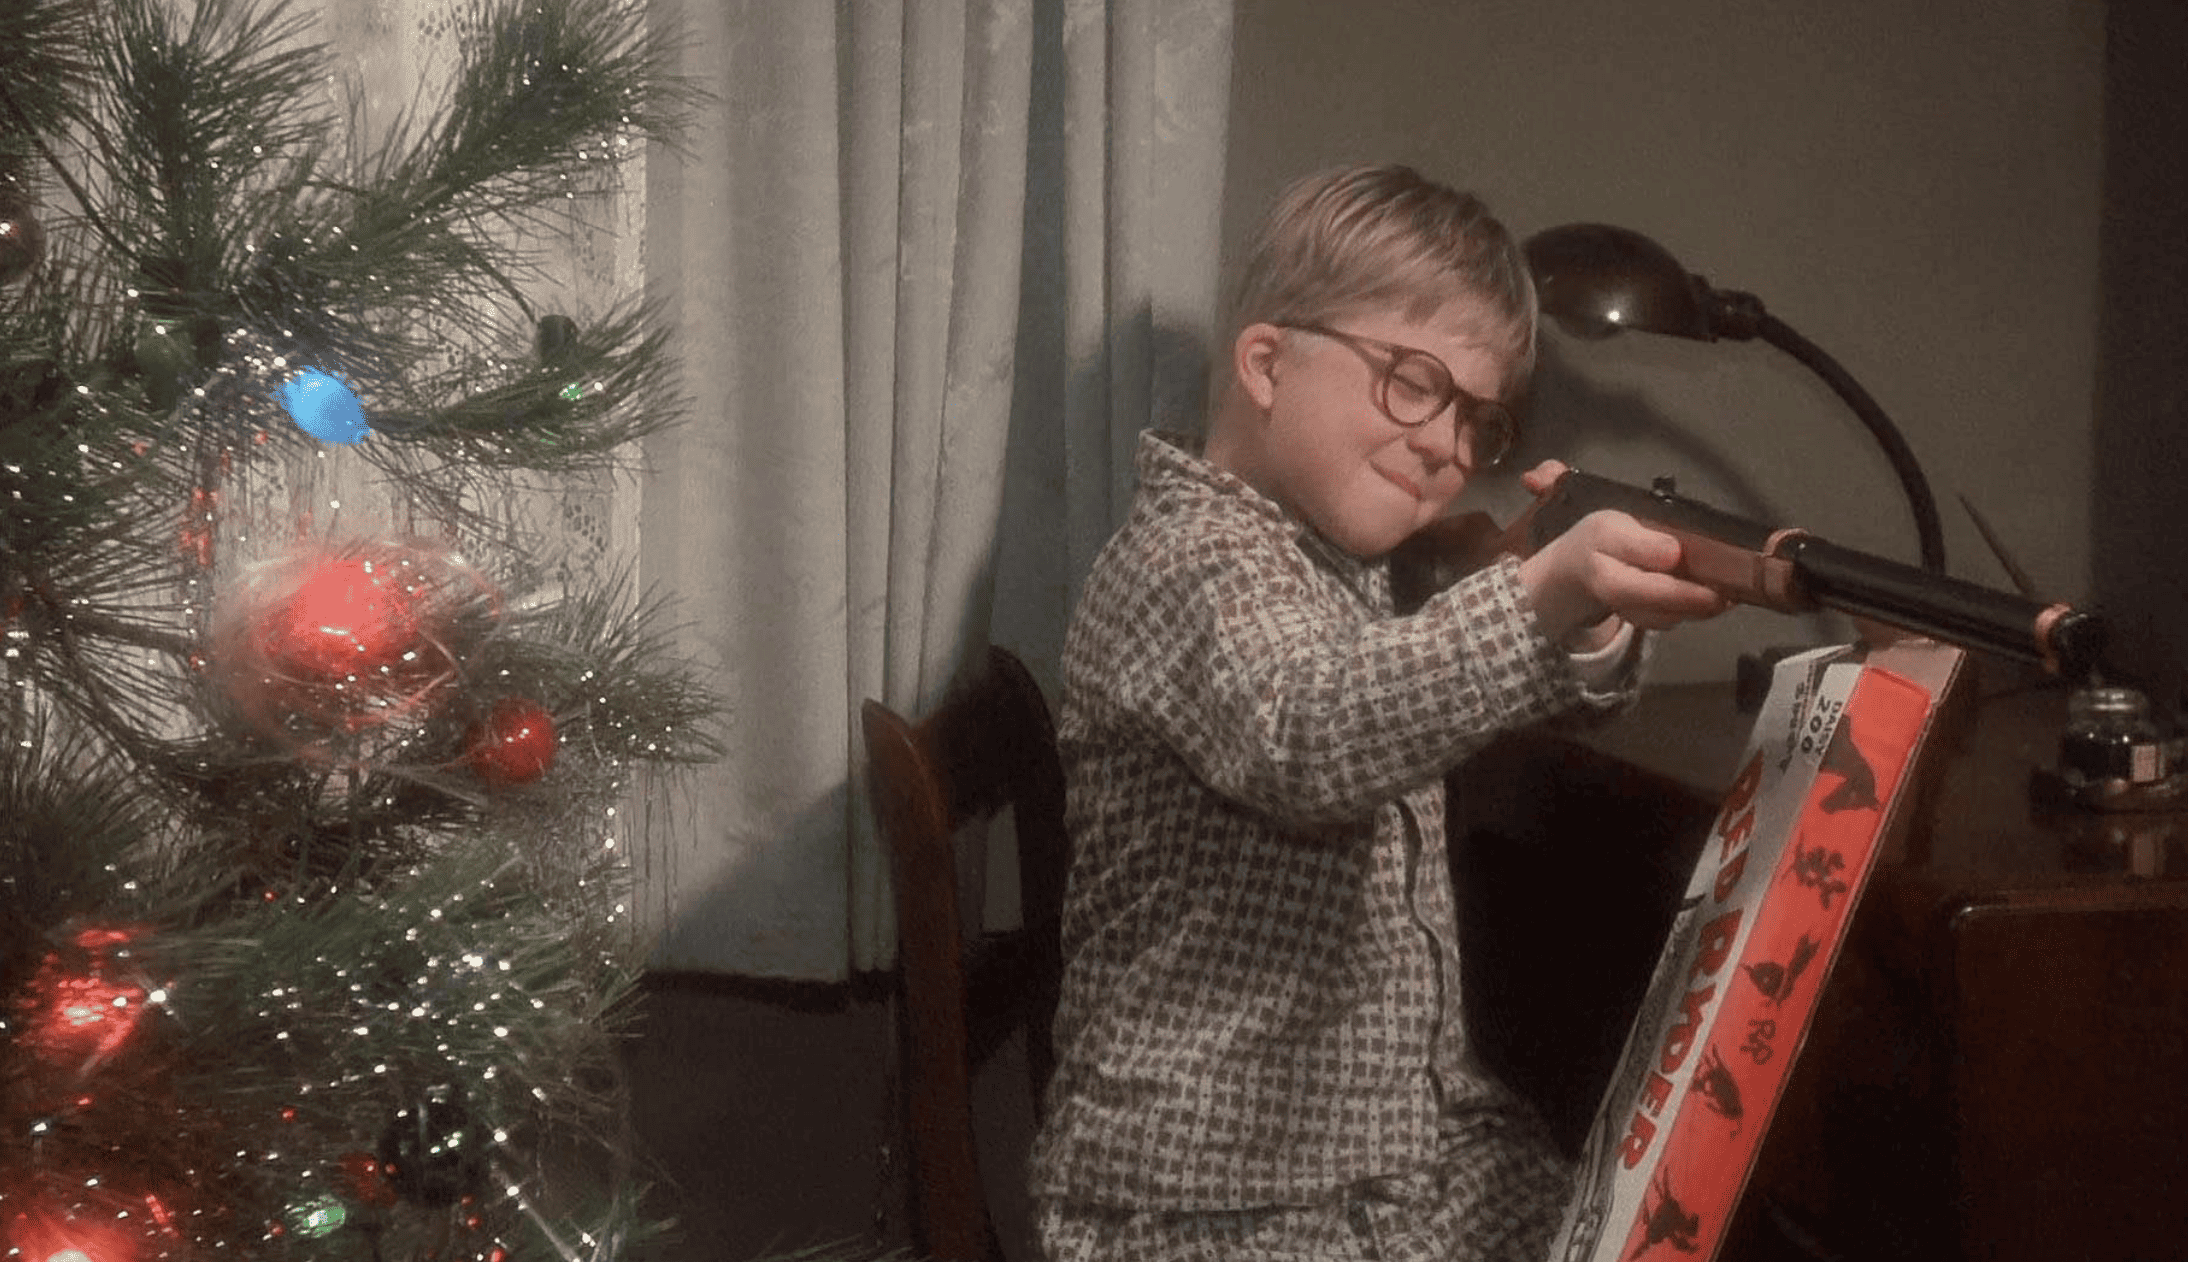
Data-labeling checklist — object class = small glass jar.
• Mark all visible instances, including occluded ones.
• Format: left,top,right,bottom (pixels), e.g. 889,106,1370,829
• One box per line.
2060,686,2169,785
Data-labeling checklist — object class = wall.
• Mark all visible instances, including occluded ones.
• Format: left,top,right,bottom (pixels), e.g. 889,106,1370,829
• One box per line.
1223,0,2105,683
2097,0,2188,708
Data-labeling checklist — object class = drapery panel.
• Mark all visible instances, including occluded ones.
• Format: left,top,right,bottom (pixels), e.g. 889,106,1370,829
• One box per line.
639,0,1232,978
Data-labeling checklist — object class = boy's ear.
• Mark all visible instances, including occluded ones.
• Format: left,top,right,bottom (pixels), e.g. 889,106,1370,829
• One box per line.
1234,323,1285,412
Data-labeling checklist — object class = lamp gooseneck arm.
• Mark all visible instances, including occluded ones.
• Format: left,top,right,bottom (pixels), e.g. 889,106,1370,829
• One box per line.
1748,311,1947,573
1522,224,1949,573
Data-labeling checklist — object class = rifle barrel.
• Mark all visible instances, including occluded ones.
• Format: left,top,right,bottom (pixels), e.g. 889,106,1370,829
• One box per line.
1528,471,2105,678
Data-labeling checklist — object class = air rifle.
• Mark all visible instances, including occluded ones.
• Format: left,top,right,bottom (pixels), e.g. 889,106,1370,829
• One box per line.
1390,469,2106,681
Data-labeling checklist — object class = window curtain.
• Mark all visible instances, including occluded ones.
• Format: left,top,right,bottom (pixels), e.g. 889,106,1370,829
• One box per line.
638,0,1234,979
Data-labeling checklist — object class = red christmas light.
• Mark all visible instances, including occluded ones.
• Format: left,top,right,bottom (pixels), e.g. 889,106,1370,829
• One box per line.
18,926,152,1070
141,1194,175,1235
6,1204,143,1262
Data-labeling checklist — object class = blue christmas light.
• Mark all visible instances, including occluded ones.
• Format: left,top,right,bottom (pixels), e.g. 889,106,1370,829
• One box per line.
275,367,371,444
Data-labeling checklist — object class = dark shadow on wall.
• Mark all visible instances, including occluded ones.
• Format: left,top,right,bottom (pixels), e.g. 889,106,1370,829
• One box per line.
625,862,1045,1262
2096,0,2188,714
1522,330,1800,524
619,968,904,1262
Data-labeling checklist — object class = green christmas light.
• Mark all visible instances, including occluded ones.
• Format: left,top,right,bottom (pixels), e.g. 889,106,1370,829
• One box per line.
288,1196,348,1238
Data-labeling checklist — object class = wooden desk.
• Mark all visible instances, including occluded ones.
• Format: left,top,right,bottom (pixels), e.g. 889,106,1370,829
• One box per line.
1451,665,2188,1262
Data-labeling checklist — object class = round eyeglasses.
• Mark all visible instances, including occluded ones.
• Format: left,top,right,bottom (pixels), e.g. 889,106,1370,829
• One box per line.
1276,322,1517,468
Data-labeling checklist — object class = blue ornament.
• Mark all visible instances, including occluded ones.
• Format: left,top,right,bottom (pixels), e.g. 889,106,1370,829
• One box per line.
275,367,371,444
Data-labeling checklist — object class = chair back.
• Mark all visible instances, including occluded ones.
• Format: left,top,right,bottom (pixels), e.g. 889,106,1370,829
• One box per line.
860,645,1066,1262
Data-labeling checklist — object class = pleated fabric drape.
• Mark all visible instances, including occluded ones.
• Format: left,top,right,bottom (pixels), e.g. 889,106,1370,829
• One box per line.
638,0,1233,978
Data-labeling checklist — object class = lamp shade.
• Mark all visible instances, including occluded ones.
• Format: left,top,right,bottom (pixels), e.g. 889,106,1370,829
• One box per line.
1524,222,1712,341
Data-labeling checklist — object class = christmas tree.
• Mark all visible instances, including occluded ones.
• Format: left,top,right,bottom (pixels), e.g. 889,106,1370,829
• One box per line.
0,0,721,1257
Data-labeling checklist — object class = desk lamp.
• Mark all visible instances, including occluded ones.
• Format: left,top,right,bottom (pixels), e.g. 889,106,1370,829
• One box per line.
1524,225,2188,796
1524,223,1946,574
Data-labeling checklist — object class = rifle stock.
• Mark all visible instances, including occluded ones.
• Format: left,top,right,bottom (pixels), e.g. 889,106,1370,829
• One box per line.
1390,470,2106,680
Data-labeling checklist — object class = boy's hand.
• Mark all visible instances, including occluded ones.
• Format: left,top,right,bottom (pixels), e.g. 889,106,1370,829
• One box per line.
1513,460,1731,640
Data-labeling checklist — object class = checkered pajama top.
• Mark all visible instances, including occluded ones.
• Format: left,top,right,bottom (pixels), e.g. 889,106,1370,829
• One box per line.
1028,431,1633,1212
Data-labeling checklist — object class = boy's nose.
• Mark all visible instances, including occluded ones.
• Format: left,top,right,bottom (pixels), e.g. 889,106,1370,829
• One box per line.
1405,410,1464,470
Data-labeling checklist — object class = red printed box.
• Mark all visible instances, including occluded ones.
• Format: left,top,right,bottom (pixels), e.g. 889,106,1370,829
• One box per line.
1551,640,1964,1262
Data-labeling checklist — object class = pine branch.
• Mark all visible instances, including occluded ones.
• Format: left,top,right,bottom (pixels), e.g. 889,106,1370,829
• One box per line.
1,0,723,1253
370,300,687,470
96,0,331,305
0,0,99,187
0,712,162,994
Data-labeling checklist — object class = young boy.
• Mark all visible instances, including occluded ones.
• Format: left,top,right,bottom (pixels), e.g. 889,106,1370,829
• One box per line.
1026,164,1728,1262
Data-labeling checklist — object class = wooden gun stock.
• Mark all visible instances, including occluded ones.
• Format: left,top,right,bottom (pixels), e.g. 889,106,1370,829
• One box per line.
1390,470,2106,680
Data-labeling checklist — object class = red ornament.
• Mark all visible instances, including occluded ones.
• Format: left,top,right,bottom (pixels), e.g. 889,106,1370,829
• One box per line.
338,1152,401,1209
214,540,496,756
467,698,557,785
259,556,421,680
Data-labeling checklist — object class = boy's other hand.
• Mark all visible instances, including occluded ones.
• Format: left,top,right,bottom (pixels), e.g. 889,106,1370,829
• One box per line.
1517,459,1570,499
1513,460,1730,638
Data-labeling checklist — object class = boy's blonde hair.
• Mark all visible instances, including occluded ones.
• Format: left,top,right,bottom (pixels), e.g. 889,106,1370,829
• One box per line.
1226,163,1538,397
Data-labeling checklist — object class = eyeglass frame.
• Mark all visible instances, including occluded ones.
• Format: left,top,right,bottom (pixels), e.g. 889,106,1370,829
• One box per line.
1271,321,1518,469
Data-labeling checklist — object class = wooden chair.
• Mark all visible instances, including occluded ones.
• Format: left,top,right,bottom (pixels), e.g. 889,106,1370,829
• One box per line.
860,645,1068,1262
